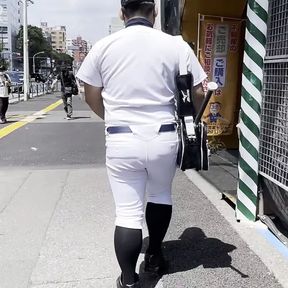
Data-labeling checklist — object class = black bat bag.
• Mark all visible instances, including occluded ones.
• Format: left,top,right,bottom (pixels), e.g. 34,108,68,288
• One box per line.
175,72,216,171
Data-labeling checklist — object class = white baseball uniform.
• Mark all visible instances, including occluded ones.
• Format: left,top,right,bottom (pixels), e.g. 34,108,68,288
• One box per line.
77,23,206,229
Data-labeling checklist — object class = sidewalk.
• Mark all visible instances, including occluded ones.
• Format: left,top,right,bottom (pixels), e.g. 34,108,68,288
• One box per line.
1,167,287,288
0,94,288,288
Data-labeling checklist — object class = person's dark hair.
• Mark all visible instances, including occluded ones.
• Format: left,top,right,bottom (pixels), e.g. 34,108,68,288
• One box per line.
122,2,155,19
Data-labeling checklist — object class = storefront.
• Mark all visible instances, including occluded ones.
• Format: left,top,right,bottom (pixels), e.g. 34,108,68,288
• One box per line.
159,0,288,239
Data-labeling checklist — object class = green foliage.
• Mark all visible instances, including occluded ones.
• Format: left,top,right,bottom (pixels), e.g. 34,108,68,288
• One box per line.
16,25,52,55
0,42,8,69
51,51,74,66
0,59,9,70
16,25,74,71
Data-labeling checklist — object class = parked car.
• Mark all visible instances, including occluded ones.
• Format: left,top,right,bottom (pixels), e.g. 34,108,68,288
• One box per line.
30,73,47,83
6,71,24,93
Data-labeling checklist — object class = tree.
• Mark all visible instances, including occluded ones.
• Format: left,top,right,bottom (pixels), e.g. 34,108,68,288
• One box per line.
16,25,51,72
51,51,74,67
16,25,51,55
0,42,9,70
16,25,73,73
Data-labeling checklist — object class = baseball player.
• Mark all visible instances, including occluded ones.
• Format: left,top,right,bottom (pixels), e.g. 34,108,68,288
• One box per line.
76,0,206,287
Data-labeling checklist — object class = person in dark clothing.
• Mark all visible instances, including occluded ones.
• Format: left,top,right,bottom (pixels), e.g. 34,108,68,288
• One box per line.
58,67,77,120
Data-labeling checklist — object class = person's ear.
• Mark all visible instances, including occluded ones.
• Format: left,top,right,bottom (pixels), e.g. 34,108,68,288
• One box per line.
119,8,124,21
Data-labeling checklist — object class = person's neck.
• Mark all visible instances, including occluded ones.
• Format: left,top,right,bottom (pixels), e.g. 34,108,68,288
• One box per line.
125,16,154,28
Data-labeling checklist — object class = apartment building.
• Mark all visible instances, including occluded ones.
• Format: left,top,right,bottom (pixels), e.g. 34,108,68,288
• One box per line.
72,36,88,67
0,0,23,67
66,39,78,58
41,22,67,53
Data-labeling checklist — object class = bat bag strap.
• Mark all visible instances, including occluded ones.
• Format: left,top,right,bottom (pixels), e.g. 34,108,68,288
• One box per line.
177,43,196,137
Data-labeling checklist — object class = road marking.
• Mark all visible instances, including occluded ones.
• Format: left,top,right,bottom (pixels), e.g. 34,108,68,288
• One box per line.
0,100,63,140
6,114,29,119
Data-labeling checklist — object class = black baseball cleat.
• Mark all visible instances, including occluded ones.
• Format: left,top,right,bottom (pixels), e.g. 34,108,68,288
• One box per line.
144,253,168,275
116,274,140,288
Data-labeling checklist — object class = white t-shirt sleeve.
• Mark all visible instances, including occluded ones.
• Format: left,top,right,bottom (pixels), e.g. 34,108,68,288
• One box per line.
184,43,207,86
76,44,103,88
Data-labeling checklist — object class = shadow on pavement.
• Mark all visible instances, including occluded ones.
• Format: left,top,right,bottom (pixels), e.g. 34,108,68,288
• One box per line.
139,227,248,288
71,116,91,120
1,120,18,125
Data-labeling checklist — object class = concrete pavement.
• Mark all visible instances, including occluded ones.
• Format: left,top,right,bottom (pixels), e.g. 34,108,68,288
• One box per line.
0,94,287,288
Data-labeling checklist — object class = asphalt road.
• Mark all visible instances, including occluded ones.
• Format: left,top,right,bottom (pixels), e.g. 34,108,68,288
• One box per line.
0,93,285,288
1,94,105,168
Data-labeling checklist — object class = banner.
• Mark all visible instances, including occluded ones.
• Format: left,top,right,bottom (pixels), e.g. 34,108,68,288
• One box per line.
199,17,243,136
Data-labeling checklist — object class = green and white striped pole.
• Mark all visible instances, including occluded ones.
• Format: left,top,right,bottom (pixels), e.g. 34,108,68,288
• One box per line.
236,0,269,221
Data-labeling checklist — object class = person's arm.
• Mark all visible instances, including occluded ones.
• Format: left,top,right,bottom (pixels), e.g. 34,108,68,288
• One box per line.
84,83,104,120
193,83,205,115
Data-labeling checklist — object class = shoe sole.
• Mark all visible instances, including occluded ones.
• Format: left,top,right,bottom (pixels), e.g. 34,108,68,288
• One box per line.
116,276,140,288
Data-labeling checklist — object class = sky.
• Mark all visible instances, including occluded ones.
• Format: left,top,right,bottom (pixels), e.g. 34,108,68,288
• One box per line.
28,0,121,44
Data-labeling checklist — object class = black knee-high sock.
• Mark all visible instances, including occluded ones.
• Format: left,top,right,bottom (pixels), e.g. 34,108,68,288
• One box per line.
114,226,142,285
145,202,172,255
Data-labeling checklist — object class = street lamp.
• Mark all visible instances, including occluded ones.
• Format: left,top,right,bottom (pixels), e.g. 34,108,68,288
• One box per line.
32,51,45,73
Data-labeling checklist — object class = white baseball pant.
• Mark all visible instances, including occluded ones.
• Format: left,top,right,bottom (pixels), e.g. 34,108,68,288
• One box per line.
106,124,179,229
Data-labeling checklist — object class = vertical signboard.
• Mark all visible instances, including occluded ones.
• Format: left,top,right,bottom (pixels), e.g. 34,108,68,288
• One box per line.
199,17,243,136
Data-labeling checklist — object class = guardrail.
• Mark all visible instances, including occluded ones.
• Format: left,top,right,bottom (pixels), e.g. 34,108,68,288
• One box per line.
9,81,61,104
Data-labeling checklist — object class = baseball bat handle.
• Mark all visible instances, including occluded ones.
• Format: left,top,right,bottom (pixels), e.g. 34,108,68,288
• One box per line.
194,82,218,125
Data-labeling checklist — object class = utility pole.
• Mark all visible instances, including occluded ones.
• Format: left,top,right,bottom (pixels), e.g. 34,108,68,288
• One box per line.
23,0,29,101
23,0,33,101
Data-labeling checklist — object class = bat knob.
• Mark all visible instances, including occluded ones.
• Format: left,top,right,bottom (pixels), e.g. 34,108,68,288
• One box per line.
207,82,218,91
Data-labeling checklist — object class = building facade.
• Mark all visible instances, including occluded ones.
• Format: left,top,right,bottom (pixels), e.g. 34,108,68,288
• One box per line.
40,23,67,53
0,0,23,68
71,36,88,69
109,17,124,34
66,39,78,58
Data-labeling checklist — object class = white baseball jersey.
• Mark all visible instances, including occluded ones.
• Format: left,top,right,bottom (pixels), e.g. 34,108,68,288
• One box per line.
77,25,207,126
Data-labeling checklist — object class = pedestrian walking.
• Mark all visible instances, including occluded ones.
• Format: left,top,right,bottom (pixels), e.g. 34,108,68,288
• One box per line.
76,0,207,287
58,66,77,120
0,67,12,124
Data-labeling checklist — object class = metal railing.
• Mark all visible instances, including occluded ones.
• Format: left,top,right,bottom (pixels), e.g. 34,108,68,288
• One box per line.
9,81,61,104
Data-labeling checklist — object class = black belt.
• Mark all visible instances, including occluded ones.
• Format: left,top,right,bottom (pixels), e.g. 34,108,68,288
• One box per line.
107,124,176,134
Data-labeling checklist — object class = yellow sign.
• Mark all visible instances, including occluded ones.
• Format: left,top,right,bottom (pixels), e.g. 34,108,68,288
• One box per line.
199,17,243,136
